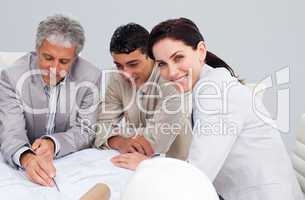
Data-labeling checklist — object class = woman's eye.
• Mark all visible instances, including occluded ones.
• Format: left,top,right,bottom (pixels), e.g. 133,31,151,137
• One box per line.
174,55,184,62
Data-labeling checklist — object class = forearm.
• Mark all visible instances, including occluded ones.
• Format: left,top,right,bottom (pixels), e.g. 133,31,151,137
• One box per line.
94,122,121,148
51,125,95,158
144,110,191,154
1,136,30,169
0,71,31,168
146,89,192,154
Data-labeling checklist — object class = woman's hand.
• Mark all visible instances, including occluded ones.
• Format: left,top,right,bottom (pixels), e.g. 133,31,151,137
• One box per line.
111,152,149,170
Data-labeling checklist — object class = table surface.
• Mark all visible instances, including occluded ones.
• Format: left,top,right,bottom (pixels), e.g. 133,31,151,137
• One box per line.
0,149,133,200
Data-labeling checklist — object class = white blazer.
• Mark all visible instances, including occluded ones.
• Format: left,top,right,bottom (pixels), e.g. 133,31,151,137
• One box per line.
188,65,303,200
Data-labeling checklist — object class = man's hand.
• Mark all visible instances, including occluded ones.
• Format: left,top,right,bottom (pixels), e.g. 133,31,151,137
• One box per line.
108,136,154,156
132,136,154,156
20,151,56,187
32,138,55,160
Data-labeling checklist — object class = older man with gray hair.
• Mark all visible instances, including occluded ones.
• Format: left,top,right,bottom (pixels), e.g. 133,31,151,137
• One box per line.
0,14,101,187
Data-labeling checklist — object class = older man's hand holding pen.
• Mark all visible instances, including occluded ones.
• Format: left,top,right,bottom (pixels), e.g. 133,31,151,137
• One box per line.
20,138,57,187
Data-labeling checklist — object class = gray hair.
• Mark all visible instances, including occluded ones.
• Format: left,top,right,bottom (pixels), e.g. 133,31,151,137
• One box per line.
36,14,85,55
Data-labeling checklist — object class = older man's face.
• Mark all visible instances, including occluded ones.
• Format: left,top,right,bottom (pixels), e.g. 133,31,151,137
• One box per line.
37,39,76,85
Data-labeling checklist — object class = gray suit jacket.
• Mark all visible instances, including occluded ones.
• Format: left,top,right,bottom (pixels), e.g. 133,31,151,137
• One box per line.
0,52,102,168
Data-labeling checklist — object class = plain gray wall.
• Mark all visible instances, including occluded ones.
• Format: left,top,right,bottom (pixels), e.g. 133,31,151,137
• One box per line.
0,0,304,152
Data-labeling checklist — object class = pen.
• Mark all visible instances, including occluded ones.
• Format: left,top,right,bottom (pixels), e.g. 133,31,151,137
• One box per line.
52,177,60,192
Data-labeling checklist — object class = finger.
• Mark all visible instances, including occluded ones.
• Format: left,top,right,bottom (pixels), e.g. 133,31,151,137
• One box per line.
118,148,128,154
112,154,141,170
111,154,121,161
35,145,48,155
121,153,135,158
129,152,142,157
131,143,145,155
142,144,154,156
127,146,138,153
35,164,54,186
112,161,134,170
111,155,126,163
111,158,123,165
32,139,43,151
37,149,53,162
36,145,53,158
111,155,129,164
37,156,56,178
112,153,129,160
136,138,154,156
111,155,121,163
111,153,133,165
143,140,154,155
27,165,50,186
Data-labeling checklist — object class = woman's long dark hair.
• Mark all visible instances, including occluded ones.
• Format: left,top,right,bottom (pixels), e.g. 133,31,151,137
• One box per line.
148,17,238,78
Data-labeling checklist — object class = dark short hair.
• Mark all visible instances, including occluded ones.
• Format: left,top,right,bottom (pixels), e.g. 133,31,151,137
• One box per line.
110,23,149,55
148,18,237,78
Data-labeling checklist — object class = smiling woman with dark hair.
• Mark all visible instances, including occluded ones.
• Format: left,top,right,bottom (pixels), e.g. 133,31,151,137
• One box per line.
112,18,303,200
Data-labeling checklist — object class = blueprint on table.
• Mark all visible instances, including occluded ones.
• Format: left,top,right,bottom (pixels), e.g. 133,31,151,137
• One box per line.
0,149,133,200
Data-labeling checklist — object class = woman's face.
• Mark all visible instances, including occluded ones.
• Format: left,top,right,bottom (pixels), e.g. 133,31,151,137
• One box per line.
152,38,206,92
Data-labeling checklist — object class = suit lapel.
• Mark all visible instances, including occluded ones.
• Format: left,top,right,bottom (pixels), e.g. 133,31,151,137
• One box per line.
27,54,49,138
56,79,72,131
28,76,48,139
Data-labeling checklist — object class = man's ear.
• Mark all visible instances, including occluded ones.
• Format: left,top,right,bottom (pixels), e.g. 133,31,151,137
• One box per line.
196,41,207,65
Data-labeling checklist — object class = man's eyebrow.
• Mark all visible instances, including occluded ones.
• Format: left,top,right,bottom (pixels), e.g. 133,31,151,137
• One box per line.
126,60,140,65
42,53,53,57
59,58,72,61
42,53,72,61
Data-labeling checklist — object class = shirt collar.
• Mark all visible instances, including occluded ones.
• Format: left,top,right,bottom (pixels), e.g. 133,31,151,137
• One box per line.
199,64,213,79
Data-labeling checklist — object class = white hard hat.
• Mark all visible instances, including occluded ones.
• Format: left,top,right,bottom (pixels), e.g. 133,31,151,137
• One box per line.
121,157,219,200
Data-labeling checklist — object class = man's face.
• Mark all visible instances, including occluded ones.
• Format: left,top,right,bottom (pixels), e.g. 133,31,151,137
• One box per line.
37,39,76,86
112,49,154,88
